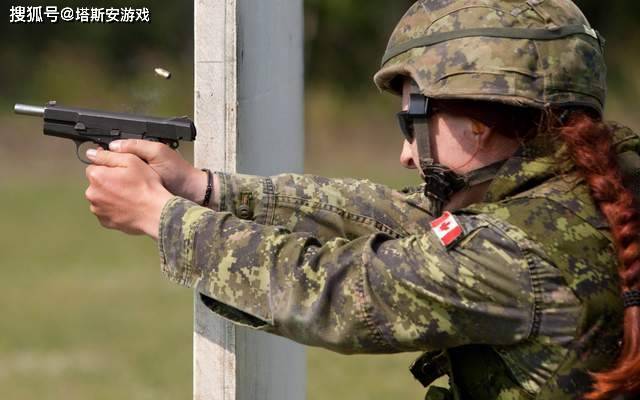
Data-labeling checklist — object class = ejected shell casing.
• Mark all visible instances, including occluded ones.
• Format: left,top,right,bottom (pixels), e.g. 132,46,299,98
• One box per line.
154,68,172,79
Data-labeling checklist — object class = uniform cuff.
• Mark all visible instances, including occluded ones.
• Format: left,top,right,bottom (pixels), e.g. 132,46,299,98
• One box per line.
158,195,272,328
158,196,211,287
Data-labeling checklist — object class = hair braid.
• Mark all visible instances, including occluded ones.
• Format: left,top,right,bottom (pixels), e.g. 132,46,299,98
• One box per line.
555,111,640,400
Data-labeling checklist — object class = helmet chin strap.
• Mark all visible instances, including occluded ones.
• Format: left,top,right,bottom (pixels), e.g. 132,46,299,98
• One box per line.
409,88,505,205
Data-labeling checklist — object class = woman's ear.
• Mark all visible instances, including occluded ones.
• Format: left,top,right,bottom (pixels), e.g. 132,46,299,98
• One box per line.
471,119,492,148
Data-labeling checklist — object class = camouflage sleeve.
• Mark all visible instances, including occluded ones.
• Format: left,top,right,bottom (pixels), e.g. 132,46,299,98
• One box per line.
159,197,550,354
214,172,437,242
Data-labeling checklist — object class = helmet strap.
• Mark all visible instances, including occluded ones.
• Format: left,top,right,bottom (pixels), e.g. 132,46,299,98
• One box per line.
413,117,467,203
408,88,505,204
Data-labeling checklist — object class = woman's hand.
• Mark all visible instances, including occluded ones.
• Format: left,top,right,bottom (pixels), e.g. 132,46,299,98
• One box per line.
85,148,173,239
108,139,208,203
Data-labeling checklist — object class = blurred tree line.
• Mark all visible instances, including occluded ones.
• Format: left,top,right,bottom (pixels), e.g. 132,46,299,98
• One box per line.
1,0,638,101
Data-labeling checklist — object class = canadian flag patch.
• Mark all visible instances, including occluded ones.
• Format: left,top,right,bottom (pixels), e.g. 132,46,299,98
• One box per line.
430,211,463,248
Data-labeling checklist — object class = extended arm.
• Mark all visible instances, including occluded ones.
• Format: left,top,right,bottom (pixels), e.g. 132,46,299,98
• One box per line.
84,147,577,355
160,196,540,354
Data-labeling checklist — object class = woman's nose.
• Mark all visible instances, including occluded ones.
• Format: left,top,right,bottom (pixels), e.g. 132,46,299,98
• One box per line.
400,140,417,169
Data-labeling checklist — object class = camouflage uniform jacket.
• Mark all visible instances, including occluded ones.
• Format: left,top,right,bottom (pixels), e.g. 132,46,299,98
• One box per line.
158,124,637,399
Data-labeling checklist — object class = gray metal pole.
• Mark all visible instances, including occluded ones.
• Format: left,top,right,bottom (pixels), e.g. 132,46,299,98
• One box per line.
193,1,306,399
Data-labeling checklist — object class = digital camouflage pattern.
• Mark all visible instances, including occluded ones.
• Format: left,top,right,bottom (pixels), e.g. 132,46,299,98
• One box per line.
373,0,607,115
157,124,638,399
157,1,626,396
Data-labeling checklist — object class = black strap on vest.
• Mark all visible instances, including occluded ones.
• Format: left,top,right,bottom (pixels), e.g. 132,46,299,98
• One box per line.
382,24,602,65
410,351,450,388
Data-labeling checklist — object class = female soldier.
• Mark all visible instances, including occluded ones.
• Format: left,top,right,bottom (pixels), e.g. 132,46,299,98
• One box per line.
83,0,640,398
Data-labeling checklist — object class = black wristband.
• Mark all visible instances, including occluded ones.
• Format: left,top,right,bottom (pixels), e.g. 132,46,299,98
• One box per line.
622,290,640,308
201,169,213,207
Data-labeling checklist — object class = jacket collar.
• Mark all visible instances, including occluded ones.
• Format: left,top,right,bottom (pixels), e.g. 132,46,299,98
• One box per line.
483,122,640,203
483,133,567,203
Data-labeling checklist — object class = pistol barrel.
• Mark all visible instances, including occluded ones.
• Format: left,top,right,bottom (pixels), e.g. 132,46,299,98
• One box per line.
14,104,45,117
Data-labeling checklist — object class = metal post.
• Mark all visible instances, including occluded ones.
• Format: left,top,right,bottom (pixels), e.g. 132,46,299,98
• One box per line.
193,0,306,399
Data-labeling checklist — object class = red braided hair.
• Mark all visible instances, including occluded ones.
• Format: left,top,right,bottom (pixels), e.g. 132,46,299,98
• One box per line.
555,111,640,400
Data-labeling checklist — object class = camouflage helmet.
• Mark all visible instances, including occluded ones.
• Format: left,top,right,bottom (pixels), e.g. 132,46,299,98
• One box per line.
374,0,607,115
